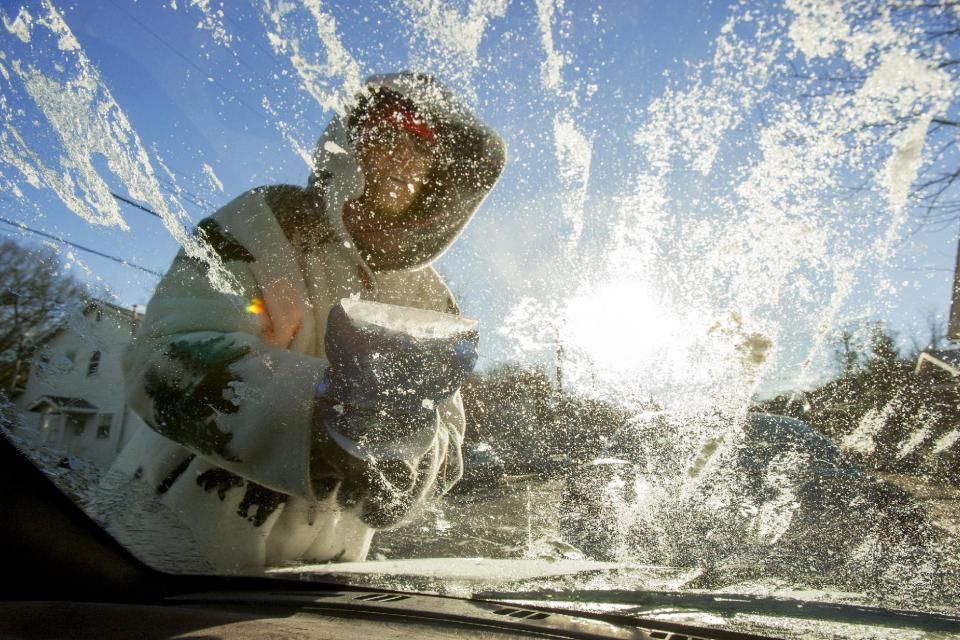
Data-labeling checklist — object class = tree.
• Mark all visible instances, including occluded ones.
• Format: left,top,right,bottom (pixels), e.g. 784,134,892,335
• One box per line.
908,309,949,358
0,239,88,393
755,319,960,479
787,0,960,229
461,363,632,474
460,364,554,472
893,1,960,228
833,327,862,377
863,322,912,399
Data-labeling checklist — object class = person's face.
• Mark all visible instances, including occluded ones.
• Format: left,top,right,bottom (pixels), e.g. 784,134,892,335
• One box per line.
355,123,434,220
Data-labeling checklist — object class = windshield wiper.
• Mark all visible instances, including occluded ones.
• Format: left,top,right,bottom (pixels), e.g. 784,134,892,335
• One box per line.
473,588,960,634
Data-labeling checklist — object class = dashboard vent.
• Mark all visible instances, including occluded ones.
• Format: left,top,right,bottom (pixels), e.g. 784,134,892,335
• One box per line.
354,593,411,603
491,606,550,621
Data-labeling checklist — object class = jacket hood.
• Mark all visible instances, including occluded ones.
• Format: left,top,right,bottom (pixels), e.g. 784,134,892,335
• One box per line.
309,72,506,272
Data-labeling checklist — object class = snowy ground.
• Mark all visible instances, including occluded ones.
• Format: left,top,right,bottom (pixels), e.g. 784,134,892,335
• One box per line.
3,429,103,508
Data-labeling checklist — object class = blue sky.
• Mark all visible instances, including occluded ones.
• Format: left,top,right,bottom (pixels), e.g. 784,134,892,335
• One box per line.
1,0,956,402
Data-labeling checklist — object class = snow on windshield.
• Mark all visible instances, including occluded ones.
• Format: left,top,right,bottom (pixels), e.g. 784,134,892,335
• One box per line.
1,0,958,622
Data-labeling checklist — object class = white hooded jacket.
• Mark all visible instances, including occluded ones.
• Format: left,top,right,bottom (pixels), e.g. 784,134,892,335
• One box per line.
99,73,506,572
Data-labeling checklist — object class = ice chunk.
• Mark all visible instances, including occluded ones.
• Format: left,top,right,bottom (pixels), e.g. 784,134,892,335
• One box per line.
3,7,33,44
201,162,223,192
324,140,347,155
932,429,960,455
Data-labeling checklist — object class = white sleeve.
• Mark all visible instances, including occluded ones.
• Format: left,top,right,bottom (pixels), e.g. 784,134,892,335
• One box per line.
123,248,329,502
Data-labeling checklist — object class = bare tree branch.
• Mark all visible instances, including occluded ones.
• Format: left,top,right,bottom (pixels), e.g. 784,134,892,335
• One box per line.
0,239,88,391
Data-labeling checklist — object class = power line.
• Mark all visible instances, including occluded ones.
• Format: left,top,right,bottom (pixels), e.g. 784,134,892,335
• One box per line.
218,9,282,64
0,216,163,278
160,163,220,197
110,189,202,221
156,179,214,213
111,188,207,223
110,192,161,218
105,0,274,124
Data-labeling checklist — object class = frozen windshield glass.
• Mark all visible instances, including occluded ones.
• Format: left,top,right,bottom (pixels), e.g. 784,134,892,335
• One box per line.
1,0,959,634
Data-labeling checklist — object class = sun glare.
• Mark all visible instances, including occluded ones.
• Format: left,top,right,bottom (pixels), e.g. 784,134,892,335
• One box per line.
246,297,265,315
562,279,679,373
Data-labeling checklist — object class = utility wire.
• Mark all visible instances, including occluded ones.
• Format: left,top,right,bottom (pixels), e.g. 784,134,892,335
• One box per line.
156,179,213,213
110,192,161,218
105,0,274,124
155,159,229,207
161,164,219,197
111,188,205,222
0,216,163,278
219,9,283,64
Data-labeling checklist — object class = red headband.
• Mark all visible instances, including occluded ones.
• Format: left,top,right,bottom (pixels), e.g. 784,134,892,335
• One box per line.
374,103,436,141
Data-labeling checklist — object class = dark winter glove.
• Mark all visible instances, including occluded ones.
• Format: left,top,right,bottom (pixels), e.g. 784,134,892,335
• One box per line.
310,426,425,527
315,298,478,461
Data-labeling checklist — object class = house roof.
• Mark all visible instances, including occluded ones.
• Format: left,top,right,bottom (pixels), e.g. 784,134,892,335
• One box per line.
916,349,960,377
27,395,99,413
84,298,141,323
29,298,142,350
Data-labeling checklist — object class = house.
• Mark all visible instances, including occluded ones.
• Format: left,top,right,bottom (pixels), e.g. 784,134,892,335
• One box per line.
13,300,146,468
912,237,960,473
916,349,960,385
916,236,960,382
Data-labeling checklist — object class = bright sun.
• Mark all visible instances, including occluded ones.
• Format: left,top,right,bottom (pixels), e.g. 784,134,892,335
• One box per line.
561,279,679,373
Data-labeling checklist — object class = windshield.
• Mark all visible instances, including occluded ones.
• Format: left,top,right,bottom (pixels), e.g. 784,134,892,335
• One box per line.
1,1,959,637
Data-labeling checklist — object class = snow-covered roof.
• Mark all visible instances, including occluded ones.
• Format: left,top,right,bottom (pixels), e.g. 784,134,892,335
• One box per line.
30,298,141,350
83,298,141,322
916,349,960,377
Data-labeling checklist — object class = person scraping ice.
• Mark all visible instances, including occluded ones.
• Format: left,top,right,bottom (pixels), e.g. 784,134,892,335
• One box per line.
103,72,506,570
